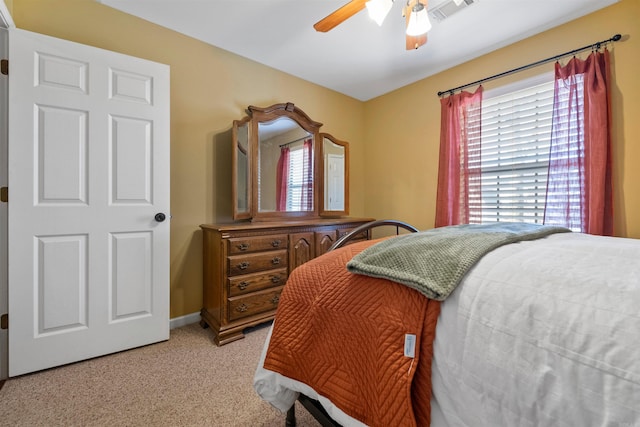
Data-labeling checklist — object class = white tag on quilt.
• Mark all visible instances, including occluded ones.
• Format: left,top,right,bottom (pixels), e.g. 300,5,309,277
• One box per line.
404,334,416,358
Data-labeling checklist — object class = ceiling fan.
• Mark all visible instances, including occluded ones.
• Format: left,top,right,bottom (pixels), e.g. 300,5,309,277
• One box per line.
313,0,431,50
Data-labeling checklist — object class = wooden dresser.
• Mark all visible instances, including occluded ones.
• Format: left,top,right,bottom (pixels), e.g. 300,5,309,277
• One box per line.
200,217,374,345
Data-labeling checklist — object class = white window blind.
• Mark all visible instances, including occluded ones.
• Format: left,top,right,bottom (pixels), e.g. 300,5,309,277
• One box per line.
286,147,305,211
467,73,584,229
469,76,556,224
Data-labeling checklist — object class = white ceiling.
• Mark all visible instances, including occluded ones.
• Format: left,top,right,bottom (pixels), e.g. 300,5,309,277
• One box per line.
99,0,618,101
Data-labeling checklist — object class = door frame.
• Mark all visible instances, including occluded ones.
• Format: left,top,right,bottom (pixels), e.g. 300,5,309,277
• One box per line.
0,0,14,383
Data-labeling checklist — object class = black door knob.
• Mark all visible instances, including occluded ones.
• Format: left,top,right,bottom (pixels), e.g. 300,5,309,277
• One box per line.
155,213,166,222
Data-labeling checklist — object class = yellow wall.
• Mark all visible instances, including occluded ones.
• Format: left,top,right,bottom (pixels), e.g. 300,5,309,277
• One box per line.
11,0,366,319
11,0,640,319
365,0,640,238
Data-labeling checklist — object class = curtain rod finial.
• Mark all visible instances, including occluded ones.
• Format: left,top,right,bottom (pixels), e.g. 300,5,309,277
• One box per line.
612,34,622,42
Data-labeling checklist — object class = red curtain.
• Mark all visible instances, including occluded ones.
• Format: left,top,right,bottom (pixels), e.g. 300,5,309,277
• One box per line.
301,139,313,211
435,86,483,227
543,49,613,235
276,146,290,211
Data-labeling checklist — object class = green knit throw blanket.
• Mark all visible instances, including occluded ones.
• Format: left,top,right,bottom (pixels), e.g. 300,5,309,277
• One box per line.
346,223,570,301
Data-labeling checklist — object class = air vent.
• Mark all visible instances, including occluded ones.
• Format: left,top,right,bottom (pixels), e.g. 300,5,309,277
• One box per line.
428,0,477,22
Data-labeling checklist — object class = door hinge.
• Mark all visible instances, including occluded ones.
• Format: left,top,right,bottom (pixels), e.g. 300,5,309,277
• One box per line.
0,313,7,330
0,59,7,76
0,187,7,203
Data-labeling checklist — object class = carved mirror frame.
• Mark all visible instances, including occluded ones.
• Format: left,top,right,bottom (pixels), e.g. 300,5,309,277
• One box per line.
231,102,350,221
249,103,322,221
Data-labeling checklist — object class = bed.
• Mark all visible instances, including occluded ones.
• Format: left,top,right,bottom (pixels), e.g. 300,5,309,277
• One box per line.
254,220,640,427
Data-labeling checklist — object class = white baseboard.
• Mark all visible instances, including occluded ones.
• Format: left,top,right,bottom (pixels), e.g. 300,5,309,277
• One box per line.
170,312,201,329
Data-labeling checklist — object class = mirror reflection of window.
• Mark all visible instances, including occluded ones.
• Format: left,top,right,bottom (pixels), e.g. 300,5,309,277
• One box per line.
283,140,313,211
258,117,313,212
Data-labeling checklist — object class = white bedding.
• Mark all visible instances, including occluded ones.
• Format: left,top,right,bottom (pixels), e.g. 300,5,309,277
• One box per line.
254,232,640,426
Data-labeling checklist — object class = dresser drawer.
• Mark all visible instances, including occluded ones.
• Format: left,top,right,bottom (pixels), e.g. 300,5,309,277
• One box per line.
227,234,288,255
228,268,288,297
228,286,284,321
227,249,288,276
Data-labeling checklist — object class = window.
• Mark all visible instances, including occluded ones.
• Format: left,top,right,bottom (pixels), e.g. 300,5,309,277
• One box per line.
468,73,583,230
437,50,611,234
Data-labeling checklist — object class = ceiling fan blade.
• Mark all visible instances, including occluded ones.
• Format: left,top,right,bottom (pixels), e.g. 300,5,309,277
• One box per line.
314,0,368,32
404,0,428,50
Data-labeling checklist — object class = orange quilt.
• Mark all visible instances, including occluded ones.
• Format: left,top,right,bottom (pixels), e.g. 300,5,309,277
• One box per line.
263,239,441,427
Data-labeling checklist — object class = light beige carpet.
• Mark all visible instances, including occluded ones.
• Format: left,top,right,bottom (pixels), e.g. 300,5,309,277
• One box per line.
0,322,320,427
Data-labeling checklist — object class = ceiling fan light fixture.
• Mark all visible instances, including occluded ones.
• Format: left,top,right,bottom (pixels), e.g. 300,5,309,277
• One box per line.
366,0,394,25
406,1,432,36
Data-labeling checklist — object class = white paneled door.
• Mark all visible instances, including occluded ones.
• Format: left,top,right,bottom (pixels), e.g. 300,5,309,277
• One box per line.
7,29,170,376
327,154,345,211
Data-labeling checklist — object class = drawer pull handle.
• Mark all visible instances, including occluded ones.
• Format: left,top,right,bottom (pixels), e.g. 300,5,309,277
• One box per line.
271,295,280,305
238,281,250,290
236,303,248,313
237,261,250,270
271,240,281,248
237,243,250,251
270,276,281,284
271,257,281,265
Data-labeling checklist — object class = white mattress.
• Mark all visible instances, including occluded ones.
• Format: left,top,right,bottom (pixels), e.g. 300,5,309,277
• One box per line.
254,232,640,426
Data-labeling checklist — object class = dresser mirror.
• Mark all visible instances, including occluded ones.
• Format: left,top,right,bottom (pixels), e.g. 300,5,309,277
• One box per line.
231,102,349,221
257,116,313,213
232,117,251,220
319,133,349,217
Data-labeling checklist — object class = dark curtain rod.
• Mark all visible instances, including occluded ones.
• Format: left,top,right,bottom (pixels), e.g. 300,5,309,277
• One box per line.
279,135,310,148
437,34,622,97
